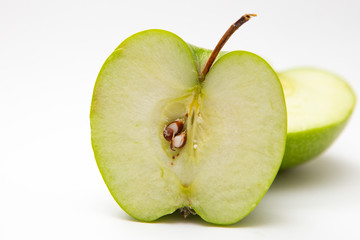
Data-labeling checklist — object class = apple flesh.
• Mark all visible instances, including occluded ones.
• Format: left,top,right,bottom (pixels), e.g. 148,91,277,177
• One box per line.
190,46,356,169
90,30,287,224
278,68,356,169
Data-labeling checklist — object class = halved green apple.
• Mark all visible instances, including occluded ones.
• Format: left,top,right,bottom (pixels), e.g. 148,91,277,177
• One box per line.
278,68,356,169
90,29,287,224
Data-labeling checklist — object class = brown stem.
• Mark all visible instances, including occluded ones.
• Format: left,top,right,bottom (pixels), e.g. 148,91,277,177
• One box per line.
199,14,257,82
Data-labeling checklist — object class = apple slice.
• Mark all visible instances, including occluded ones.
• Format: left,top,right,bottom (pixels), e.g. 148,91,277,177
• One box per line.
91,15,287,224
278,68,356,169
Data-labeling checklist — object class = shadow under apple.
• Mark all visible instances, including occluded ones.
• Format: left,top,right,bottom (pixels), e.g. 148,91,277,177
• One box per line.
240,153,356,227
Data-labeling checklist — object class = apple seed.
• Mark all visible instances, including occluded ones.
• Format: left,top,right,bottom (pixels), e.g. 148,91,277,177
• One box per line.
170,131,187,151
163,119,184,141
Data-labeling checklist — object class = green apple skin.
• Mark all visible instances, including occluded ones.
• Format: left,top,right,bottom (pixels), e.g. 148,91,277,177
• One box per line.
91,30,287,225
189,46,356,170
278,68,356,170
281,119,350,169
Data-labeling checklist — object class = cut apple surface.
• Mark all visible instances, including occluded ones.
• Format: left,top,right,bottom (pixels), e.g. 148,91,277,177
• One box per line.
278,68,356,169
189,45,356,169
90,29,287,224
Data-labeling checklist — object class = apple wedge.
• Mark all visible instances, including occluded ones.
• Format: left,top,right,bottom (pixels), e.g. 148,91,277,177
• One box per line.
278,68,356,169
90,15,287,224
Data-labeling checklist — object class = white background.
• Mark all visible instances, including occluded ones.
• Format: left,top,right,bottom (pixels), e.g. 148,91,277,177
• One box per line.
1,0,360,239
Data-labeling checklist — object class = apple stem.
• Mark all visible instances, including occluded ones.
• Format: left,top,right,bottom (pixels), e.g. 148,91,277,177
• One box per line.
199,14,257,82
